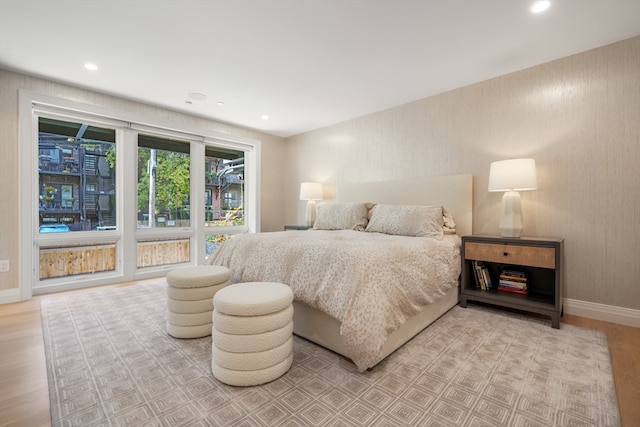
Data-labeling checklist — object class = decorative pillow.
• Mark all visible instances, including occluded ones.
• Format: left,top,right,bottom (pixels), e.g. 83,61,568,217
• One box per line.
313,203,370,231
443,208,457,234
365,204,444,239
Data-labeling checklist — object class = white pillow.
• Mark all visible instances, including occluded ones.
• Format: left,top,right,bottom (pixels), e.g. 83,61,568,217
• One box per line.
443,208,457,234
365,204,444,239
313,203,370,231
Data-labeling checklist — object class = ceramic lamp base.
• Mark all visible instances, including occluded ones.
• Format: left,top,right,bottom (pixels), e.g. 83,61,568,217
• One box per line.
499,191,523,238
305,200,317,227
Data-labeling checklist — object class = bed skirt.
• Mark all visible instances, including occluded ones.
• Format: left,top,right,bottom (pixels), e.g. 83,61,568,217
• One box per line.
292,285,459,370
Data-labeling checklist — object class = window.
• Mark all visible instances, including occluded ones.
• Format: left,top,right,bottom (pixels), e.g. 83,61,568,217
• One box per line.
38,117,116,232
204,146,246,257
137,134,190,229
21,91,260,296
204,146,245,227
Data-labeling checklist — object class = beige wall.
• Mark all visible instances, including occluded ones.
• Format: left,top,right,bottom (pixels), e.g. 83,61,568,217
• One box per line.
0,70,286,292
285,36,640,311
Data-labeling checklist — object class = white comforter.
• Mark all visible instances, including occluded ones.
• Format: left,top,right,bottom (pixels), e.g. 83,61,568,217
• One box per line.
207,230,461,371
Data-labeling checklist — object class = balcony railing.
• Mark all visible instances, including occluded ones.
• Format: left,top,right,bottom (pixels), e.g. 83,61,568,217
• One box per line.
39,158,80,174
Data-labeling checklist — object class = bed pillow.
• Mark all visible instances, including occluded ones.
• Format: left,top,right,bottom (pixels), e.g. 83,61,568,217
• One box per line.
365,204,444,239
443,208,457,234
313,203,370,231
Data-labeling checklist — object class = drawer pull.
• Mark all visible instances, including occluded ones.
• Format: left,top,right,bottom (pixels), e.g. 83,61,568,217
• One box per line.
503,252,508,256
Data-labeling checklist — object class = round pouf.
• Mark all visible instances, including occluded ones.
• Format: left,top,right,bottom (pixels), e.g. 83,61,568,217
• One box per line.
166,265,231,339
212,282,294,386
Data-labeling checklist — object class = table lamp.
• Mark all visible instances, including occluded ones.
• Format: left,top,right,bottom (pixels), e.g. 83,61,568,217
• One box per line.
300,182,323,226
488,158,537,238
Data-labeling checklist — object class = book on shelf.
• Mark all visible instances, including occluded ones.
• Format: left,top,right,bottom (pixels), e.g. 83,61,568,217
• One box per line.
498,268,528,294
471,260,492,290
497,286,528,295
482,266,493,290
471,260,480,289
501,269,526,278
498,281,527,290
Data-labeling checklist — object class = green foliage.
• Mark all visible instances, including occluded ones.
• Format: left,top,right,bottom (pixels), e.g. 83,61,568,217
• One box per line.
156,152,190,217
105,145,116,168
137,148,150,209
208,234,231,245
205,206,244,245
137,148,190,219
212,206,244,227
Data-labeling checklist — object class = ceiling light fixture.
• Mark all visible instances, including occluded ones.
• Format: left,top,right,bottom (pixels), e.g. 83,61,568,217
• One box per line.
531,1,550,13
217,101,224,106
261,115,269,120
84,63,98,71
188,92,207,101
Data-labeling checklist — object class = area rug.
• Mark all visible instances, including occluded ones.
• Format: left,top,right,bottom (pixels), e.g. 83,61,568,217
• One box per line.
41,281,620,426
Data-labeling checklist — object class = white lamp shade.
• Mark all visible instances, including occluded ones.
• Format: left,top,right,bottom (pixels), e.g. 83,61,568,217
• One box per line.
299,182,323,200
488,159,538,192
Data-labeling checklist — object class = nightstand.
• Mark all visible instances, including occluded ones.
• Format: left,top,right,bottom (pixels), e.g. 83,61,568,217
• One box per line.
460,235,564,328
284,225,312,231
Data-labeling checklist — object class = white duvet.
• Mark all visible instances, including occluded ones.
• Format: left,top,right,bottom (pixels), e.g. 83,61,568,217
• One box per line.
207,229,461,371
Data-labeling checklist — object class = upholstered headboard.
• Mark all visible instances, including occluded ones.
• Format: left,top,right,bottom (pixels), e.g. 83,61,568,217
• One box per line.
334,174,473,237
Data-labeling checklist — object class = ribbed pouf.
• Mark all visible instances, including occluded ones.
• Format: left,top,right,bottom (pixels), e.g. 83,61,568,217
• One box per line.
212,282,294,386
166,265,231,339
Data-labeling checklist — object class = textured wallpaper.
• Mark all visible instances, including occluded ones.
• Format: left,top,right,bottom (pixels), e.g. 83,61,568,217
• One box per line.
285,36,640,311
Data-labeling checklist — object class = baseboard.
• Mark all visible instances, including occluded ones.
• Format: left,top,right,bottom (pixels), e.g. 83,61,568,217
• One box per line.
564,298,640,328
0,287,22,304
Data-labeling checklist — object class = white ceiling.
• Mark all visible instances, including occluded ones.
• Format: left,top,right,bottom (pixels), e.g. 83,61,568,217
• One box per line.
1,1,639,137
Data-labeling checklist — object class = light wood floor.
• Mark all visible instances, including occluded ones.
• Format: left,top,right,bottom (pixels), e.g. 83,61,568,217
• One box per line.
1,280,639,427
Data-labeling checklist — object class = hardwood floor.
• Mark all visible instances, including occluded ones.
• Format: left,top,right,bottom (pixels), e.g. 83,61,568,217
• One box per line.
1,282,638,427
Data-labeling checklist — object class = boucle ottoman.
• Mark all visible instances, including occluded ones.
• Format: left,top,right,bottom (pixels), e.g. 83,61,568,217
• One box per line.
165,265,231,339
212,282,294,386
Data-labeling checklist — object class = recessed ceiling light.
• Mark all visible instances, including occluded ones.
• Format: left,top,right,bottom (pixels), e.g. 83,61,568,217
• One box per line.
84,63,98,71
188,92,207,101
531,1,550,13
261,115,269,121
217,101,224,106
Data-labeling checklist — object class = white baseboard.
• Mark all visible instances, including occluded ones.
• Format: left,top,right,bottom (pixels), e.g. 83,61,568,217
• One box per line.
0,288,22,304
564,298,640,328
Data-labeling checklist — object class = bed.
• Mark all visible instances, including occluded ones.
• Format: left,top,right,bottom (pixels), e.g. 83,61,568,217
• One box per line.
207,174,472,371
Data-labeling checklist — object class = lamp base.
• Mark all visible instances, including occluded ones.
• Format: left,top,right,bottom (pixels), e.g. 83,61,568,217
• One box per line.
305,200,317,227
500,191,523,238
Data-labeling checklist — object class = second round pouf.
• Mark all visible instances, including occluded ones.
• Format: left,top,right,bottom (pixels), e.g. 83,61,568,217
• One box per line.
165,265,231,339
212,282,294,386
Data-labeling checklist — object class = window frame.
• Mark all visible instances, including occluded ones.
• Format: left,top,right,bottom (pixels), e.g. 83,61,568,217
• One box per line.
19,90,260,298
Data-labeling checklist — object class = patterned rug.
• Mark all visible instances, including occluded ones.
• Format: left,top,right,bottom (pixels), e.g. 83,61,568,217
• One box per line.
41,280,620,426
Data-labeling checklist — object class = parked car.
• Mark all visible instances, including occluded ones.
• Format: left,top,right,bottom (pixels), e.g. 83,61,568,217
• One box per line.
39,224,70,233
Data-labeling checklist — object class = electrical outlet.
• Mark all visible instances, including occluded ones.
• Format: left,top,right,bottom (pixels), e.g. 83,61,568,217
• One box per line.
0,260,9,272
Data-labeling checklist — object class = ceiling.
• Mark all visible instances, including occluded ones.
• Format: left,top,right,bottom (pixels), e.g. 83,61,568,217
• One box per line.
1,1,639,138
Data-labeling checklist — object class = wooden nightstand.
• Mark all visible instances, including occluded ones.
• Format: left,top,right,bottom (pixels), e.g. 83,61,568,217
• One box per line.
283,225,312,231
460,235,564,328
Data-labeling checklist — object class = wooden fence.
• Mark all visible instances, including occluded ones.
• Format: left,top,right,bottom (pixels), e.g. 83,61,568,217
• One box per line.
137,239,190,268
39,239,190,279
40,242,116,279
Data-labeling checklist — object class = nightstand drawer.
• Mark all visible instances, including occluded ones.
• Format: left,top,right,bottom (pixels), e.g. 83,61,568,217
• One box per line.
465,242,555,269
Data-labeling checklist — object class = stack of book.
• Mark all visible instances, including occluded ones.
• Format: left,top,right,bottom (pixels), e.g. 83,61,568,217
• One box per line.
471,260,493,290
498,269,528,294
